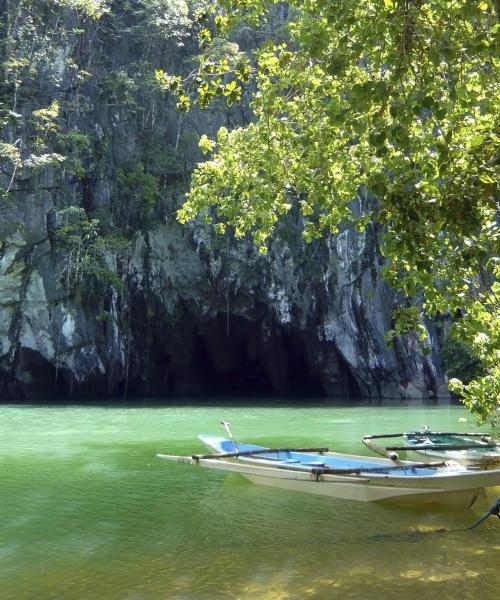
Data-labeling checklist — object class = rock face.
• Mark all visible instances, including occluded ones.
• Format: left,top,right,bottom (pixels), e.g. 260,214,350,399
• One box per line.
0,1,448,400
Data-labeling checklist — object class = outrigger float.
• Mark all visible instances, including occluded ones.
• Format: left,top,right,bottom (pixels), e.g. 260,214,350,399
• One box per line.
157,424,500,507
362,428,500,468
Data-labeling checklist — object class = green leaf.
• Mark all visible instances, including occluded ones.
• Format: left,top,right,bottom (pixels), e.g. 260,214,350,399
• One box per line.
470,134,485,148
198,135,215,154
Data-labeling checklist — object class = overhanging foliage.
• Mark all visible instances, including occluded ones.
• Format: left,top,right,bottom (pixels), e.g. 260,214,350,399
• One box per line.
158,0,500,422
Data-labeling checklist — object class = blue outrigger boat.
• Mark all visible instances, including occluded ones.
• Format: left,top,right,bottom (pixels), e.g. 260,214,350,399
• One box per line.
158,426,500,507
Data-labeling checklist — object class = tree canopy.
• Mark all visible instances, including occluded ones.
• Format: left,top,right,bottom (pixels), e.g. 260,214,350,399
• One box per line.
157,0,500,423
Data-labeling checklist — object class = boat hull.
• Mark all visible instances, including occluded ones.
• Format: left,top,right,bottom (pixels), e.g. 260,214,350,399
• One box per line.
241,472,481,507
157,453,500,506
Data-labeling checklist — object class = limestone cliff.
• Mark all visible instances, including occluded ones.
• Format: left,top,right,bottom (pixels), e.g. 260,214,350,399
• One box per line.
0,1,449,399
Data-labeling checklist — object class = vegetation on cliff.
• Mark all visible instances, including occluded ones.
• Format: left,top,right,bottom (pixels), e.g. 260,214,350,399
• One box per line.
0,0,193,290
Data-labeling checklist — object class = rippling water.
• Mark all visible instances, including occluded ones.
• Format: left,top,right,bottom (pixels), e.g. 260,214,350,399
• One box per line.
1,402,499,600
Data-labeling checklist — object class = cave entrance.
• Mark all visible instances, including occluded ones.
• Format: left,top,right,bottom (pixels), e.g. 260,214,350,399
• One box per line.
189,313,326,399
335,351,363,399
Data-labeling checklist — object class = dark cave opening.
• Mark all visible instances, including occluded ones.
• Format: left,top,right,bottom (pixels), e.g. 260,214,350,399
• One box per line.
188,313,327,398
335,351,363,399
99,309,364,400
143,312,360,400
2,347,82,400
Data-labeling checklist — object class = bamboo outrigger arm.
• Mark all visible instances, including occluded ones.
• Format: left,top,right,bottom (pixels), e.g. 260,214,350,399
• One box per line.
362,436,401,460
363,431,493,440
193,447,330,460
385,442,498,452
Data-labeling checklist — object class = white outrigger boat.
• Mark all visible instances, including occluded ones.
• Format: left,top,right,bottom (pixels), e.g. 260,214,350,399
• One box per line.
158,428,500,507
362,428,500,468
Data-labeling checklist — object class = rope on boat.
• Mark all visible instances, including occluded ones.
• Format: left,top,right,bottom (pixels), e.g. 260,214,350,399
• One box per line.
369,498,500,543
469,498,500,529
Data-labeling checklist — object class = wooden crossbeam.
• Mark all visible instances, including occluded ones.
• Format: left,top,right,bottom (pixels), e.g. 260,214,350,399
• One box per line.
193,447,329,460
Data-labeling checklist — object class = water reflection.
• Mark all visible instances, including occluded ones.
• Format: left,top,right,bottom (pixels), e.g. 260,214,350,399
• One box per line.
1,403,499,600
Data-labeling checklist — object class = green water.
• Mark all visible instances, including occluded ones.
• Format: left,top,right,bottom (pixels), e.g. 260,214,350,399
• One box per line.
1,402,499,600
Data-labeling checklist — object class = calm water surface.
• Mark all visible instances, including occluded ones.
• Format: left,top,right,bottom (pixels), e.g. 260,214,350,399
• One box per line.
1,402,499,600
